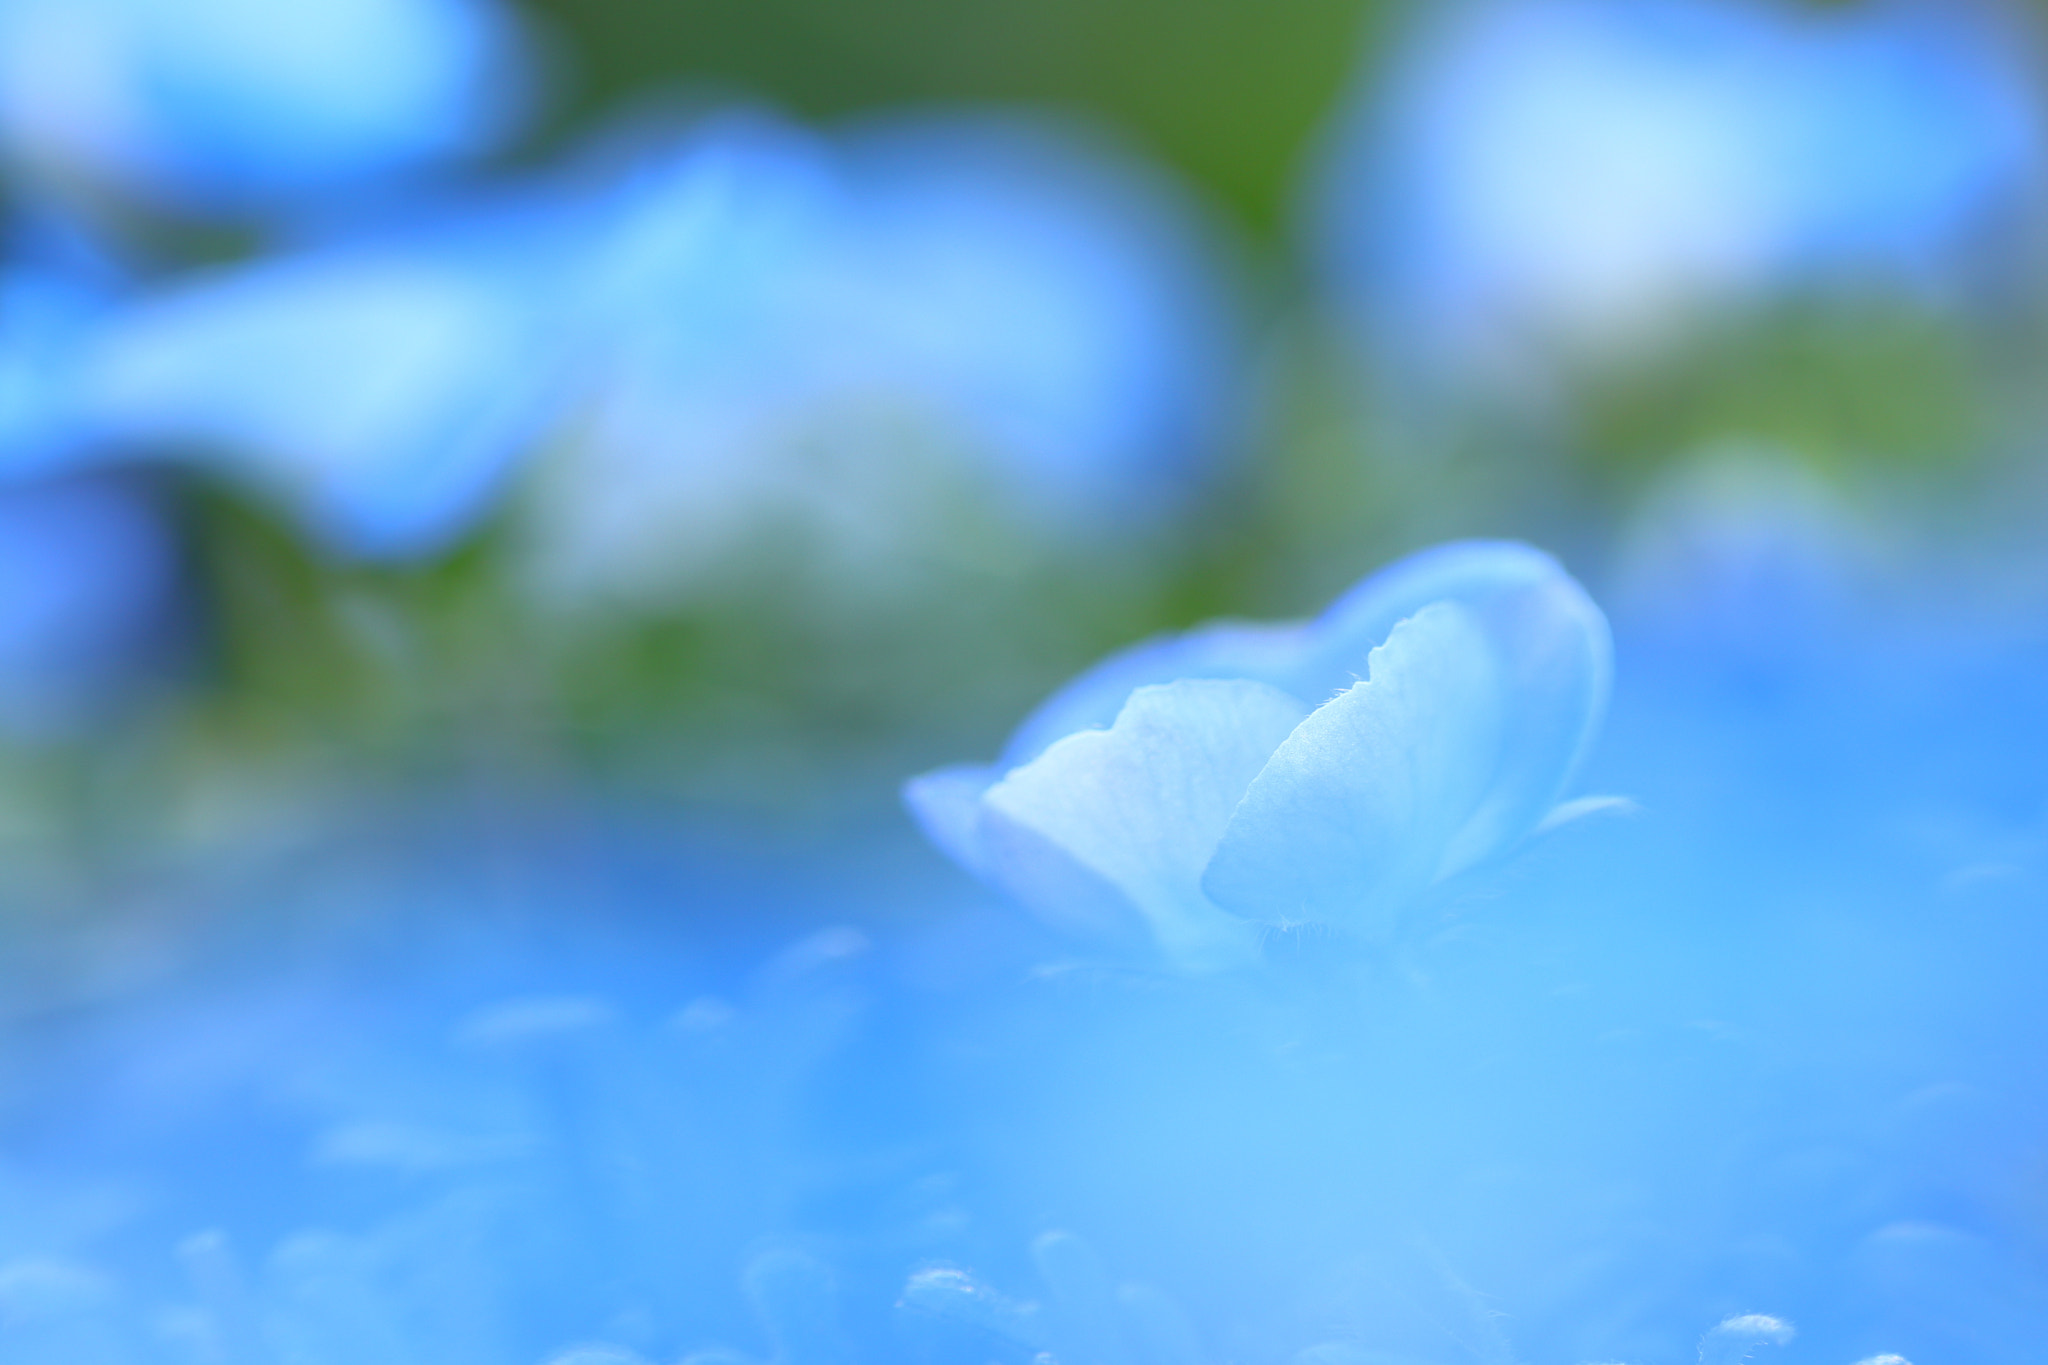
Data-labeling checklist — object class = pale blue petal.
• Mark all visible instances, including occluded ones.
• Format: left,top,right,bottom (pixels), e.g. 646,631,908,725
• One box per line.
1296,539,1562,691
985,679,1309,968
1000,619,1311,768
0,0,528,212
976,805,1155,955
837,112,1245,526
0,472,179,735
539,110,1246,598
1202,603,1505,935
1298,539,1611,872
0,265,109,477
1314,0,2038,375
80,232,569,559
1431,552,1610,874
901,764,999,879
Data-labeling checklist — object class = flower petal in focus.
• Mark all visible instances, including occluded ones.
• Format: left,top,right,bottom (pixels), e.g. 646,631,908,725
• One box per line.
1201,602,1507,930
906,541,1612,967
984,679,1310,968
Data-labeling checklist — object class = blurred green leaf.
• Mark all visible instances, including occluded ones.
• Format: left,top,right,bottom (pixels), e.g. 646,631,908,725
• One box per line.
516,0,1390,236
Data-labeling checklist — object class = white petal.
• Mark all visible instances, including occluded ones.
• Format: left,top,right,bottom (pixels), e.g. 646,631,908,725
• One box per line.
984,678,1309,968
1202,602,1505,935
901,763,999,877
1299,539,1611,872
999,619,1312,768
976,805,1155,954
1436,558,1610,874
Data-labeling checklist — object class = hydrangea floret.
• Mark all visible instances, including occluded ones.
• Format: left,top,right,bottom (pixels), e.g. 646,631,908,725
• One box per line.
906,540,1612,969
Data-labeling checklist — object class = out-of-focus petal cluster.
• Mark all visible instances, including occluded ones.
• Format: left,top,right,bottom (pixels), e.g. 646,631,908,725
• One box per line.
0,0,527,215
57,108,1240,579
0,2,1246,720
0,212,183,739
0,472,182,736
1314,0,2043,380
0,267,102,476
907,541,1611,968
526,112,1242,603
77,198,586,559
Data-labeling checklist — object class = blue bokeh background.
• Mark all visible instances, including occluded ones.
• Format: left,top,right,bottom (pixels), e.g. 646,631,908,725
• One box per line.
1,0,2047,1361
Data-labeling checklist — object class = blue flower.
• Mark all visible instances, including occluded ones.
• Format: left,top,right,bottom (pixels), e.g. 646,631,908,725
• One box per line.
0,471,182,736
64,104,1238,580
905,541,1612,969
75,201,582,560
0,0,526,215
0,204,128,477
522,110,1242,601
0,267,102,478
1311,0,2042,376
0,216,178,735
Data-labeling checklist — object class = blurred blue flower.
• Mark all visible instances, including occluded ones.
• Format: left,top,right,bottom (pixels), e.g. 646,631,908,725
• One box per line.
1313,0,2042,378
0,271,101,478
0,0,527,215
0,204,128,476
62,105,1239,578
523,110,1243,601
75,201,584,559
906,541,1611,969
0,471,182,736
0,214,177,735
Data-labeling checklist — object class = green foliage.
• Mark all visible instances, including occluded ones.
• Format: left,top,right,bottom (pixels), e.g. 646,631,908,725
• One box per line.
516,0,1392,237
